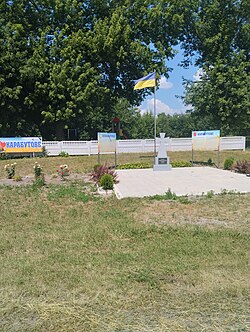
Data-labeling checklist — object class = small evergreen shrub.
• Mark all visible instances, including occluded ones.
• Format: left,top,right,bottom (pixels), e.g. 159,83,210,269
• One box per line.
100,174,114,190
223,157,235,170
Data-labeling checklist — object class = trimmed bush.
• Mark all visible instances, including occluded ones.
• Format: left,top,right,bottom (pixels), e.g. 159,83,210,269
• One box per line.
117,161,192,169
117,162,151,170
171,160,192,167
100,174,114,190
223,157,235,170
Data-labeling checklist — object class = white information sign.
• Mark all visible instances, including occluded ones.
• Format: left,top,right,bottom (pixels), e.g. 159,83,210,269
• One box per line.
98,133,116,153
192,130,220,151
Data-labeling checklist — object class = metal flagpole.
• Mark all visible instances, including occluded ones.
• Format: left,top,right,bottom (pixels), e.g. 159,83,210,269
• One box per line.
153,74,157,163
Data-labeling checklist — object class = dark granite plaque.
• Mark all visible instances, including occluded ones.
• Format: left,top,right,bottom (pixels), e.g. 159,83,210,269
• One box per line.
158,158,168,164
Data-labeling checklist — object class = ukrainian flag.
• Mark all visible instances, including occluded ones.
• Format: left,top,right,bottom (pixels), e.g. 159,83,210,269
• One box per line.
134,72,156,90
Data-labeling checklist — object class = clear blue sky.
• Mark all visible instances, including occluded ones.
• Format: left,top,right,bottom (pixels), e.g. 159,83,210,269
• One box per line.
140,48,199,115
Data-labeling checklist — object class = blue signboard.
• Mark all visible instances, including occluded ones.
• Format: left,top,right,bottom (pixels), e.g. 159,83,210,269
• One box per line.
192,130,220,138
0,137,42,153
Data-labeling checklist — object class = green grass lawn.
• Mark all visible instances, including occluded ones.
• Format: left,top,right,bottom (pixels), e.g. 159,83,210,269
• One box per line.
0,149,250,178
0,152,250,331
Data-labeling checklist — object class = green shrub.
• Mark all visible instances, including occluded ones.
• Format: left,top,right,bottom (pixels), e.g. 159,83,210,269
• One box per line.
171,160,192,167
117,162,151,169
14,175,22,182
100,174,114,190
206,190,215,198
207,158,213,166
59,151,69,157
0,152,7,160
149,189,191,204
164,188,177,200
117,161,192,169
33,176,45,187
223,157,235,170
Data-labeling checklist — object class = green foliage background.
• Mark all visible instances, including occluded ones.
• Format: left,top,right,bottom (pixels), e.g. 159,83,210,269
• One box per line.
0,0,249,139
183,0,250,136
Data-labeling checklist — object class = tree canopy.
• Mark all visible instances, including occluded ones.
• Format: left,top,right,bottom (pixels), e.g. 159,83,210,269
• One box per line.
0,0,249,139
0,0,197,139
182,0,250,135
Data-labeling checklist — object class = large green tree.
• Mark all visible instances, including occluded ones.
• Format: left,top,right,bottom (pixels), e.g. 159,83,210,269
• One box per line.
182,0,250,135
184,53,250,135
0,0,197,139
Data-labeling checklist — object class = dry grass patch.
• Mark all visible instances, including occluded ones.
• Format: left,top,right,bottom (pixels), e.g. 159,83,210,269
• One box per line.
0,153,250,331
136,193,250,232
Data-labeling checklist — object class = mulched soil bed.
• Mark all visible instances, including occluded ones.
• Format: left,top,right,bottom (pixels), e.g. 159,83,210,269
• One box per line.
0,173,90,187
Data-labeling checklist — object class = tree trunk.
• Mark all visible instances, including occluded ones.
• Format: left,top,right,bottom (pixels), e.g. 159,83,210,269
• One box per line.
55,121,65,140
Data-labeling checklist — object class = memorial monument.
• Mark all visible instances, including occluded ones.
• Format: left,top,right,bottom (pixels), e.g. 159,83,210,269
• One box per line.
153,133,172,171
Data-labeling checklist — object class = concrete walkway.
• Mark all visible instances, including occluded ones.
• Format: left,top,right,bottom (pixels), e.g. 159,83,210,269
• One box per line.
114,167,250,199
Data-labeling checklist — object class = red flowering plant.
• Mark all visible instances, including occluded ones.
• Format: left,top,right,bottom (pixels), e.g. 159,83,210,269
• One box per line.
57,164,70,180
90,162,119,185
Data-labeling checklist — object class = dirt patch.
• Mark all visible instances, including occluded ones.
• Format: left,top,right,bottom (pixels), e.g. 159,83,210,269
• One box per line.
0,173,91,187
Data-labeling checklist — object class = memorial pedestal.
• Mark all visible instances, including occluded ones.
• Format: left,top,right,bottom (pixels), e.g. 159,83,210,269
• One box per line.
153,133,172,171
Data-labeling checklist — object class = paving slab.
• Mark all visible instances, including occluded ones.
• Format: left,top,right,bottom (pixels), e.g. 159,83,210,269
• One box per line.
114,167,250,198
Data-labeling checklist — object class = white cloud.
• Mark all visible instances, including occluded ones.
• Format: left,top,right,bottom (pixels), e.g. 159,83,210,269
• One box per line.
148,98,174,115
159,77,173,89
193,68,204,81
140,98,187,116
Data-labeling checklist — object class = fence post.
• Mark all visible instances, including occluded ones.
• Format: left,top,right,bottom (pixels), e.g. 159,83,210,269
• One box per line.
142,139,145,153
59,141,63,154
88,141,91,156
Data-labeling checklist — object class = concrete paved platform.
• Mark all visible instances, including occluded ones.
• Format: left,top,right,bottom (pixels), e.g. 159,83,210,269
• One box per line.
114,167,250,199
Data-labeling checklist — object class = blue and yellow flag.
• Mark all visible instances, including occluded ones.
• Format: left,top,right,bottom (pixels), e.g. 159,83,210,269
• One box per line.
134,72,156,90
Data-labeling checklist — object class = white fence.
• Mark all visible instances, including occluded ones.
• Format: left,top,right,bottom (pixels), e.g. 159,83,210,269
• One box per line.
43,136,245,156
